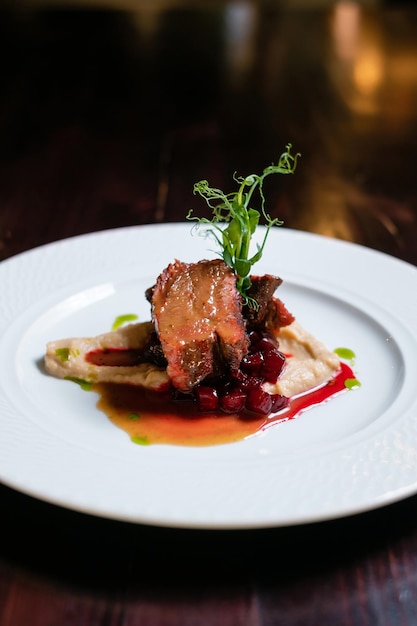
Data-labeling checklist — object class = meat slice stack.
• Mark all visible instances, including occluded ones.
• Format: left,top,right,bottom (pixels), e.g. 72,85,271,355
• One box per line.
148,259,249,392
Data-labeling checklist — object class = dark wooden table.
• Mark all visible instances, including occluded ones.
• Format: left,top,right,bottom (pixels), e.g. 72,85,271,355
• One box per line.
1,2,417,624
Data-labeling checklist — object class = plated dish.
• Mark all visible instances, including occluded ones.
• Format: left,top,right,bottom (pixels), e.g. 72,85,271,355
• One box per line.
1,223,417,529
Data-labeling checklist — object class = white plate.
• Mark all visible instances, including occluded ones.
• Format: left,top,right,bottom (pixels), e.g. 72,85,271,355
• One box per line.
1,223,417,529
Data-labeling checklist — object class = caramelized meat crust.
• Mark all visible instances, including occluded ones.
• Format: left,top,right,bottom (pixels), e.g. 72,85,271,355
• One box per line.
244,274,295,332
149,259,249,392
243,274,282,328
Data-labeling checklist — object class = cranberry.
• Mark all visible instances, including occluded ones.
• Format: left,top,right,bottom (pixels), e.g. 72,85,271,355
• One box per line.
235,371,264,391
220,389,247,414
195,386,219,412
261,349,286,382
245,388,273,415
270,393,289,413
174,328,289,417
257,335,279,354
241,352,264,373
248,330,262,346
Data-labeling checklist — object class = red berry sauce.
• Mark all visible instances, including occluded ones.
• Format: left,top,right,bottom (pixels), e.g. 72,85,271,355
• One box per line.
89,330,358,446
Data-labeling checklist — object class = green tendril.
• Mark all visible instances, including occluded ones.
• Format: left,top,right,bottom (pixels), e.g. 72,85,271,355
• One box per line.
187,144,300,307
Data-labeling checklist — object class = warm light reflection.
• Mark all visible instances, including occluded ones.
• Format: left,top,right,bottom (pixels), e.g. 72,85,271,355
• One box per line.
353,46,384,96
223,1,257,85
292,176,356,242
331,1,385,115
133,8,161,41
332,1,360,61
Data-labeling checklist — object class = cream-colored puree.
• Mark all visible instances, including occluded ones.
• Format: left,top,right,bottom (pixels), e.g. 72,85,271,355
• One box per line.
45,320,340,397
267,320,341,397
44,321,169,390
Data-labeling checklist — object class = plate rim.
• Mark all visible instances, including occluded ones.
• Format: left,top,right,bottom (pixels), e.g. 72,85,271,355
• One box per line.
1,223,417,529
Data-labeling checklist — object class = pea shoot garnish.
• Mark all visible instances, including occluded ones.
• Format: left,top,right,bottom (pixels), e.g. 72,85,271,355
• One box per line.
187,143,300,308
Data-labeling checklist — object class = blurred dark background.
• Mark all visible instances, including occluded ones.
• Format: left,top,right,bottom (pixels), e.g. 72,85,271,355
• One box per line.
1,0,417,263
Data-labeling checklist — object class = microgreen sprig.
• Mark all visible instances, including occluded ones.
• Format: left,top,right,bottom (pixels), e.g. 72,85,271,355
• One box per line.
187,143,300,308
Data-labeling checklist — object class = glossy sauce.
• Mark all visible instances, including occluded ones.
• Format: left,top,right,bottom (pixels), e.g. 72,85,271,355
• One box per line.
93,362,358,447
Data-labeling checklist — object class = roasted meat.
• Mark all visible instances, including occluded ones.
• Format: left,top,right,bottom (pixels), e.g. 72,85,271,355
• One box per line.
243,274,282,328
148,259,249,392
244,274,295,332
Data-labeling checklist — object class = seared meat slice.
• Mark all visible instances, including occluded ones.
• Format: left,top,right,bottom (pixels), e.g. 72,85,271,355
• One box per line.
261,297,295,332
150,259,248,392
243,274,295,332
243,274,282,328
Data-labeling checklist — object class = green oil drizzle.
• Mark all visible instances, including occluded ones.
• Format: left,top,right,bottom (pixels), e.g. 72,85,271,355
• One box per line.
64,376,93,391
334,347,356,362
345,377,361,390
334,347,361,389
55,347,70,362
112,314,139,331
128,412,141,421
131,435,150,446
55,347,80,362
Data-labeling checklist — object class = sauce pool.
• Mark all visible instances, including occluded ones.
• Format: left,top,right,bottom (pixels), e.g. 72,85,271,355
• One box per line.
92,362,358,447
